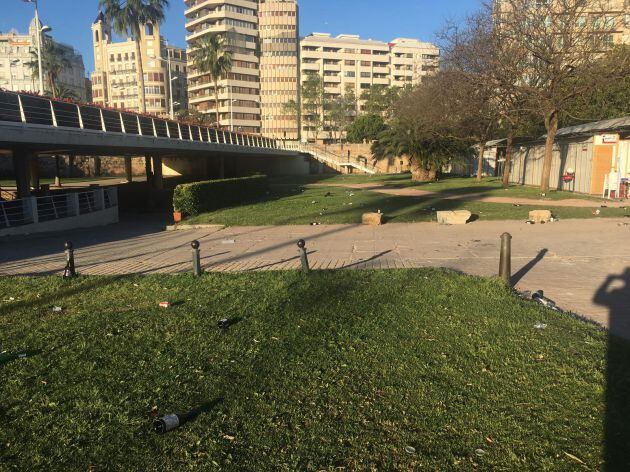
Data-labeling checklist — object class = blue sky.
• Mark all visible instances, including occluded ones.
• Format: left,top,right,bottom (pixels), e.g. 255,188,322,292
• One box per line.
1,0,481,74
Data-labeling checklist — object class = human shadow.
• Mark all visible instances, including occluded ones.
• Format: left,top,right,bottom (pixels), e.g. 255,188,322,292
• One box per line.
593,268,630,470
511,249,548,285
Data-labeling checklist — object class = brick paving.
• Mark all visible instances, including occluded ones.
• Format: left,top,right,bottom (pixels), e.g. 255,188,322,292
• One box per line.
1,216,629,338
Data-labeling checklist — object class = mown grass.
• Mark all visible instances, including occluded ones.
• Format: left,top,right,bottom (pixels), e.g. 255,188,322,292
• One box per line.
184,182,629,226
1,271,629,470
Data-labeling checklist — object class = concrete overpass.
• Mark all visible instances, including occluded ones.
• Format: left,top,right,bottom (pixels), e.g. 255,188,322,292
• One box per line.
0,90,305,197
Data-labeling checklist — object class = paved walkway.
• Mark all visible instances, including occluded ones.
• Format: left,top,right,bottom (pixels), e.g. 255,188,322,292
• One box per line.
313,182,629,208
1,216,629,338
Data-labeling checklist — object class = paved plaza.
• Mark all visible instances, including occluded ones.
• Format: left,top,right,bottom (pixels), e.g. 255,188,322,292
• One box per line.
1,215,629,337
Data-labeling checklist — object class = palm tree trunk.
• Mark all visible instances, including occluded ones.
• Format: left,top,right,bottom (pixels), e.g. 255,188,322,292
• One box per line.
214,79,220,128
502,133,514,188
49,72,57,99
134,35,146,113
410,157,430,182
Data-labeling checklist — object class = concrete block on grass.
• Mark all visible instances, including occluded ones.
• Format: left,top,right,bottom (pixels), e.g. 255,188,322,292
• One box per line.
436,210,472,225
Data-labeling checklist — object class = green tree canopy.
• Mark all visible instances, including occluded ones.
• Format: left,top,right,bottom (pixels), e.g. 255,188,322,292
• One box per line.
346,114,387,143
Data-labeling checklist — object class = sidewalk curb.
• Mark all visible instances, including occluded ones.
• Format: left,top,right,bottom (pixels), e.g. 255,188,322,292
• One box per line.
166,224,226,231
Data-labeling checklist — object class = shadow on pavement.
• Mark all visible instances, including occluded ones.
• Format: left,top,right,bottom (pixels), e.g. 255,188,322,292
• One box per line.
511,249,548,285
593,268,630,470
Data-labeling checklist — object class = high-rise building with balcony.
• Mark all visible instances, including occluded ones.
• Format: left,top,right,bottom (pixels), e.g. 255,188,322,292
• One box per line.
258,0,300,139
185,0,262,132
91,12,187,116
0,17,87,100
299,33,440,140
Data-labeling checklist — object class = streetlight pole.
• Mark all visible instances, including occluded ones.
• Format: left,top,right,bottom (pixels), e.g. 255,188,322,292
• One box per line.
167,50,174,120
148,51,177,120
230,86,233,132
25,0,45,94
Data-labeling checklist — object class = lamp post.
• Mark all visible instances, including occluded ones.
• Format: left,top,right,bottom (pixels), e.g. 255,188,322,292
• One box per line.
23,0,50,95
148,51,178,119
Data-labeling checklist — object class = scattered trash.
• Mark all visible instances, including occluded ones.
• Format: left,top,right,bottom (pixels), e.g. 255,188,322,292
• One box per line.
563,451,586,465
3,297,15,302
222,240,236,245
601,205,608,208
310,222,321,226
348,193,355,197
325,192,332,197
0,351,29,365
534,322,547,330
532,290,562,312
218,319,230,329
348,202,353,206
405,446,416,455
475,449,486,457
526,221,535,225
52,306,63,313
150,406,159,418
311,201,317,204
154,413,183,434
377,209,382,214
550,217,557,222
593,209,601,215
541,193,546,197
223,434,236,442
513,204,521,207
158,301,172,309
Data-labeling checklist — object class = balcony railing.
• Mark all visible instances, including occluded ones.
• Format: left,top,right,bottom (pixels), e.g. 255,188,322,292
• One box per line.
0,188,118,230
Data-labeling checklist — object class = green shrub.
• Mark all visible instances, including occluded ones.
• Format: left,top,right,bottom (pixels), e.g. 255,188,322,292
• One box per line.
173,175,268,215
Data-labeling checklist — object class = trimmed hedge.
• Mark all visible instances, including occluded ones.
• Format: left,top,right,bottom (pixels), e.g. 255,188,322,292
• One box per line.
173,175,269,216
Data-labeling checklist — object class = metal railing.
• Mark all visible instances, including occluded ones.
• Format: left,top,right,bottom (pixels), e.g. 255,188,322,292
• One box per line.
0,187,118,230
0,90,281,151
280,141,378,174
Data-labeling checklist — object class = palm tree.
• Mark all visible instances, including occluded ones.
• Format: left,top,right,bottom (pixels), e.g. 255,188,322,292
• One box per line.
98,0,169,113
190,34,233,128
26,40,70,99
53,84,78,101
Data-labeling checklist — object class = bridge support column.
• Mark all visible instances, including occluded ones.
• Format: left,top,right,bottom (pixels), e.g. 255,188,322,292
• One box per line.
144,154,153,186
68,154,75,178
124,156,133,183
54,156,62,187
28,155,40,192
93,157,101,177
12,150,31,198
152,156,163,190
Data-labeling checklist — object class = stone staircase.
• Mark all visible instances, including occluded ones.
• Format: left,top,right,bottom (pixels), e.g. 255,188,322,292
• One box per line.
280,141,378,174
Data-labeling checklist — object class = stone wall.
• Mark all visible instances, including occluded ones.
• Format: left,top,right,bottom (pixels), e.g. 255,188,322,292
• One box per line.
313,143,412,174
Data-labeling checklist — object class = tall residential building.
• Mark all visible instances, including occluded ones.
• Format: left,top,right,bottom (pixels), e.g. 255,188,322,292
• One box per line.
91,12,188,116
185,0,262,132
258,0,300,139
494,0,629,46
0,17,87,100
299,33,440,140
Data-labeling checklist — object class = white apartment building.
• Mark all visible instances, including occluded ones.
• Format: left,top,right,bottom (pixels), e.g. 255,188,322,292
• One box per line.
299,32,440,140
0,17,87,100
91,13,188,116
185,0,262,132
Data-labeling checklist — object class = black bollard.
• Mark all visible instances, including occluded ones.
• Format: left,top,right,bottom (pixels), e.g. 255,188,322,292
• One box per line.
297,239,310,272
191,240,201,277
63,241,77,278
499,232,512,286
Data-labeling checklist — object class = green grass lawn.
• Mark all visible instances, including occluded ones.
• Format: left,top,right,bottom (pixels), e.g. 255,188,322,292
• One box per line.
1,270,628,470
184,181,629,226
275,174,600,201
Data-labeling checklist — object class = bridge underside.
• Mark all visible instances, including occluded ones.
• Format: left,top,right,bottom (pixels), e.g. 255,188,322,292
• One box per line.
0,122,311,198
